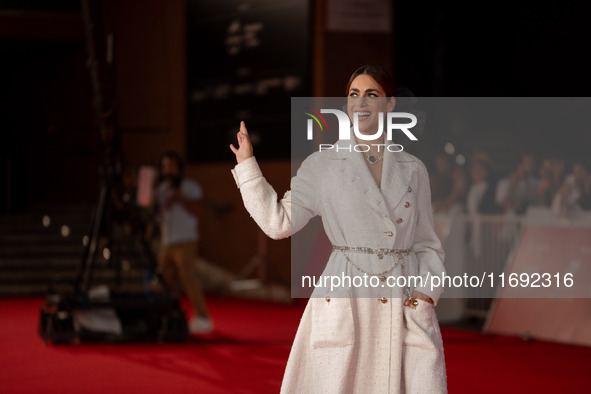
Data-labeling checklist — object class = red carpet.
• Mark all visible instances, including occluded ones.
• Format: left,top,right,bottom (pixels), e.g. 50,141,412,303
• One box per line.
0,297,589,393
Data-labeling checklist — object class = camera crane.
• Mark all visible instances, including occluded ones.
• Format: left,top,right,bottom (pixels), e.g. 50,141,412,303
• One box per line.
38,0,188,344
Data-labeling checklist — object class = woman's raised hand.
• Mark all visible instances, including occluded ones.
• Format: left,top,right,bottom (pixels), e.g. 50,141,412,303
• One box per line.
229,121,254,164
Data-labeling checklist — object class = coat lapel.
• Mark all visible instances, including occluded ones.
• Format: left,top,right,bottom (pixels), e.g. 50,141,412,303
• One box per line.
329,139,415,217
381,149,415,212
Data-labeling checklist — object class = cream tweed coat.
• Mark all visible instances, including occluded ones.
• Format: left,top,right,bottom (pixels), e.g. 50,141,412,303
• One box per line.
231,139,447,393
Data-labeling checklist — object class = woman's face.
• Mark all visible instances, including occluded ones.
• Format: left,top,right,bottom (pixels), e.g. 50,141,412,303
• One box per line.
347,74,395,135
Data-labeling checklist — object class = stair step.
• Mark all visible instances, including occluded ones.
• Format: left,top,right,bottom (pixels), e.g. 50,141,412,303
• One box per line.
0,244,84,253
0,205,157,298
0,226,89,236
0,234,85,243
0,245,148,256
0,257,153,268
0,282,148,297
0,269,145,283
0,257,80,268
0,215,91,222
29,203,94,215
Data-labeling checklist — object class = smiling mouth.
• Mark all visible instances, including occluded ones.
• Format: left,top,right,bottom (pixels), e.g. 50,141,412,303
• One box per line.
355,111,371,118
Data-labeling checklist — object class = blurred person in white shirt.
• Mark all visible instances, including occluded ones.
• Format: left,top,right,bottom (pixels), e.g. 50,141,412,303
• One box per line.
158,151,212,334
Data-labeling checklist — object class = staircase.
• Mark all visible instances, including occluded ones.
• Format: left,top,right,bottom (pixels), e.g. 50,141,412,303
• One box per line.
0,204,150,297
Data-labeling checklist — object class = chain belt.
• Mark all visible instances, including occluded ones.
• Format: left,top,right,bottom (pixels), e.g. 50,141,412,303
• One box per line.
331,245,412,260
331,244,415,304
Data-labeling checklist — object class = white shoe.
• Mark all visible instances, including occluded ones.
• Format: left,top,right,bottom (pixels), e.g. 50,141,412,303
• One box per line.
188,316,214,334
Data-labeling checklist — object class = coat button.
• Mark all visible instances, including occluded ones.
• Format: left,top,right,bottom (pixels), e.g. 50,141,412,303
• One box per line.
378,297,388,304
404,202,410,208
384,231,393,237
396,218,403,223
407,186,412,192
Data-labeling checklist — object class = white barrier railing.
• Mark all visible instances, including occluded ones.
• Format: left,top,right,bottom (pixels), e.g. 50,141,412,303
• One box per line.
435,207,591,321
438,212,523,318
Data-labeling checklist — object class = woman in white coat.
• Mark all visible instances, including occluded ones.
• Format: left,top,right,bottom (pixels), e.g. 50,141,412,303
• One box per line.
230,65,447,393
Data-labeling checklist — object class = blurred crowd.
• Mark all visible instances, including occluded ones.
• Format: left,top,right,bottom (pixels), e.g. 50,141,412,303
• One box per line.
429,152,591,218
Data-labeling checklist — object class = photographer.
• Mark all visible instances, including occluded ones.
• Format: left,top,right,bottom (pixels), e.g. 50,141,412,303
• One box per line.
158,151,212,334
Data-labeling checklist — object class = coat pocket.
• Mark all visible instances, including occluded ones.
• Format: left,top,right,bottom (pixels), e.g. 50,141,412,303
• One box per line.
310,289,355,349
403,299,442,352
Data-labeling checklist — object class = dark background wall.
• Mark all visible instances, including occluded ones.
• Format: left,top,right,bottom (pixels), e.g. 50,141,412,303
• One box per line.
0,5,96,213
394,0,591,97
393,0,591,173
1,0,589,286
